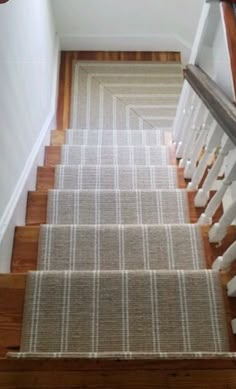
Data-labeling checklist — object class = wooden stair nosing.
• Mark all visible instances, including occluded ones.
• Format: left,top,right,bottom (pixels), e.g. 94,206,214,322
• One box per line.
25,190,224,226
1,270,236,362
44,145,178,167
11,225,236,274
36,166,186,191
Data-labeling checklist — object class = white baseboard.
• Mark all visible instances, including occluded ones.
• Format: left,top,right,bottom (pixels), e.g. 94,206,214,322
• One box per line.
60,34,191,64
0,36,60,272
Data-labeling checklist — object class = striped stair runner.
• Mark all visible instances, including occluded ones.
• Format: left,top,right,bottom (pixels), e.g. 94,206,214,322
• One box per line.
37,224,205,271
46,189,189,225
9,61,233,359
60,145,173,166
65,129,168,146
54,166,178,190
9,270,231,358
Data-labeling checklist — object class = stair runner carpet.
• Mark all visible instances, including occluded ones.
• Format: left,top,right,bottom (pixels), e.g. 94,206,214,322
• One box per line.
54,166,178,190
46,190,189,225
65,129,168,146
9,270,231,358
37,225,205,271
9,61,233,359
60,145,173,166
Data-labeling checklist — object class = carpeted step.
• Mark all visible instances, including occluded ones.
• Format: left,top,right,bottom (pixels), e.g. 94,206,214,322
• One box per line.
54,165,178,190
70,62,182,130
61,145,173,166
8,270,230,358
47,189,189,225
65,129,167,146
37,224,205,271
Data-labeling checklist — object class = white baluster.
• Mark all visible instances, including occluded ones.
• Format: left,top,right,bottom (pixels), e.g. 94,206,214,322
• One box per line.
182,110,214,176
178,101,204,166
176,94,200,158
231,319,236,335
175,91,196,154
212,241,236,271
173,81,191,143
198,161,236,225
197,179,231,225
194,137,234,207
181,124,207,174
208,201,236,243
227,276,236,297
187,123,223,190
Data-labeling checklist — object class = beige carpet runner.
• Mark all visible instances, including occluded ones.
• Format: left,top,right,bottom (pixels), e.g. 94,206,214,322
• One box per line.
37,225,205,271
70,62,182,130
55,165,178,190
10,61,232,359
61,145,173,166
9,270,230,358
65,129,168,146
47,189,189,225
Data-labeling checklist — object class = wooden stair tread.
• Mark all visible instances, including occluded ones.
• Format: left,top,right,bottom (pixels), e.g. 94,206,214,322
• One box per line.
0,271,235,362
11,225,236,273
44,145,178,167
25,190,223,226
36,166,186,191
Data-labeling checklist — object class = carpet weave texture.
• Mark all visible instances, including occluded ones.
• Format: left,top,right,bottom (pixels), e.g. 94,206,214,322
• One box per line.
10,271,229,357
65,129,167,146
38,224,205,271
70,62,182,130
60,145,173,166
54,165,178,190
46,189,189,225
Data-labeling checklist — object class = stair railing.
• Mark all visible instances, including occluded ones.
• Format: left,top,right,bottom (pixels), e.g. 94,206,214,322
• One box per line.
174,0,236,272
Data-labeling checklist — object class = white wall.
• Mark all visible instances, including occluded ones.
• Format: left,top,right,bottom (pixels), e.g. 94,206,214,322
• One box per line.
51,0,204,63
0,0,59,271
196,3,235,100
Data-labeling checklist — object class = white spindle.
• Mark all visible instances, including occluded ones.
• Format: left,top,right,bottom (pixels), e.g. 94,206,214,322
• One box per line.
208,201,236,243
173,81,191,143
227,276,236,297
198,161,236,225
182,111,214,177
194,137,234,207
231,319,236,335
187,123,223,190
197,179,231,225
212,241,236,271
176,94,199,158
175,91,196,152
178,101,205,166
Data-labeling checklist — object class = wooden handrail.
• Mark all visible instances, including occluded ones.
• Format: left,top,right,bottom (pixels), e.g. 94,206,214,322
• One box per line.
221,1,236,98
184,64,236,145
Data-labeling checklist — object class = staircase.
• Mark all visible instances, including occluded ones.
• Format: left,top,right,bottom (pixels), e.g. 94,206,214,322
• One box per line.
8,61,235,362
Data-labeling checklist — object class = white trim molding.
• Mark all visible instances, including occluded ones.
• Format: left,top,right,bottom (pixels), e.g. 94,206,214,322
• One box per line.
0,36,60,272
